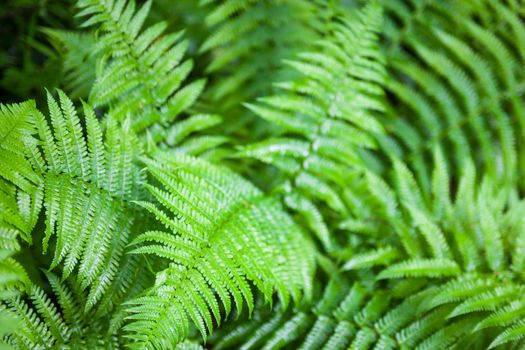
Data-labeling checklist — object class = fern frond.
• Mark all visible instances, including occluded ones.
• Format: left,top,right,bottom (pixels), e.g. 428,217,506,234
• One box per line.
44,29,99,99
46,93,138,270
5,90,148,309
2,272,134,348
237,2,385,251
0,101,42,194
382,0,525,190
198,0,321,118
476,299,525,331
125,153,314,348
76,0,205,133
207,277,455,350
343,246,399,271
377,259,460,279
489,318,525,349
448,285,522,318
163,114,223,147
425,275,495,310
360,153,525,348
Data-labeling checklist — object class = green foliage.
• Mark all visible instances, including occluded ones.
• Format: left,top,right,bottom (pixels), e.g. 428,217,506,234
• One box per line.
381,0,525,191
35,91,145,309
198,0,319,114
237,1,384,252
76,0,205,133
44,29,99,99
126,154,314,347
2,0,525,349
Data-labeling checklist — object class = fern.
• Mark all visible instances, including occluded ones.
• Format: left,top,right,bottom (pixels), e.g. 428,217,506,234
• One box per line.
0,90,145,312
34,91,146,309
3,0,525,349
381,0,525,191
198,0,320,122
0,101,42,196
44,29,99,99
76,0,205,133
3,271,140,348
125,153,314,348
205,147,525,348
361,153,525,348
207,275,442,350
237,2,385,252
0,157,33,349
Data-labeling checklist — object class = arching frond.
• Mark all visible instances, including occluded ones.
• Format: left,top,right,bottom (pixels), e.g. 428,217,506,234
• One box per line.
381,0,525,191
1,271,140,348
206,276,472,350
237,2,385,251
44,29,99,99
125,153,315,348
0,90,147,310
354,153,525,348
198,0,321,123
0,101,42,194
76,0,205,133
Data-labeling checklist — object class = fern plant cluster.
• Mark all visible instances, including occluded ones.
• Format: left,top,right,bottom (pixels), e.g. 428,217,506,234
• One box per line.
2,0,525,349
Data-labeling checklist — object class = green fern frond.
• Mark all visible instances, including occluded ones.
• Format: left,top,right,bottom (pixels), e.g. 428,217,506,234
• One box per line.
237,2,385,251
448,285,522,318
43,93,143,308
2,272,134,348
343,246,399,271
382,0,525,191
377,259,460,279
360,153,525,348
198,0,321,117
0,101,42,194
162,114,223,147
125,153,314,348
489,318,525,349
76,0,205,133
425,275,495,309
44,29,99,99
476,299,525,331
207,277,456,350
2,90,147,310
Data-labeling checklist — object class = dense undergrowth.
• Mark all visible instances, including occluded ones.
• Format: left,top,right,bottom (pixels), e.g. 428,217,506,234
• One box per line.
2,0,525,349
